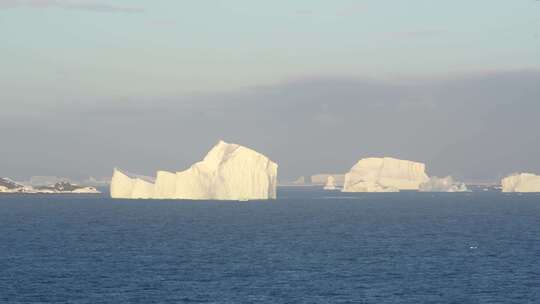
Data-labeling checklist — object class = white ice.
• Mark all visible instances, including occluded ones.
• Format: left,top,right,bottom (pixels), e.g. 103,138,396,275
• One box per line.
110,140,278,200
323,175,337,190
501,173,540,193
342,157,429,192
419,176,469,192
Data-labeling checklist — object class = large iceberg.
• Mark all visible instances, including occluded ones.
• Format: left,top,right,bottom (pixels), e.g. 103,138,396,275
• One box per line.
419,176,469,192
342,157,429,192
110,140,278,200
501,173,540,193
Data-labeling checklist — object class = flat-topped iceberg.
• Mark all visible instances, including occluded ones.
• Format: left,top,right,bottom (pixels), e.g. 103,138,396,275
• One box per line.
342,157,429,192
501,173,540,193
110,140,278,200
419,176,469,192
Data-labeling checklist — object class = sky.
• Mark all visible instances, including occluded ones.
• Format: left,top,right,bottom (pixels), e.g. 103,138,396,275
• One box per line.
1,0,540,182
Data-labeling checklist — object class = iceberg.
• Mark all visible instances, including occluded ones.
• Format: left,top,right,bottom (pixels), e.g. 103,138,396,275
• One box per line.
342,157,429,192
292,176,307,185
419,176,469,192
110,169,155,199
323,175,337,190
131,178,155,199
311,174,345,187
110,140,278,200
34,181,101,194
501,173,540,193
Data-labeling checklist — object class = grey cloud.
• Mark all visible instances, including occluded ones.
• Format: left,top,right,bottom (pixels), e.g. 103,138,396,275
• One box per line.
0,0,144,13
387,29,448,38
2,70,540,182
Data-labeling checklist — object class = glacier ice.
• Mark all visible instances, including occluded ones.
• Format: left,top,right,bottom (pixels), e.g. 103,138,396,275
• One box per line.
323,175,337,190
342,157,429,192
501,173,540,193
110,140,278,200
419,176,469,192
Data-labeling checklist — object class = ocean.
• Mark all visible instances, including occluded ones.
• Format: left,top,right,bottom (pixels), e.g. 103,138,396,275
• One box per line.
1,188,539,303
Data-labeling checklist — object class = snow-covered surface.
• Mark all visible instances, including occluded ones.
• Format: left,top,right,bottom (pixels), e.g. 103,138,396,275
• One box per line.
110,140,278,200
0,177,25,192
323,176,337,190
501,173,540,193
419,176,469,192
342,157,429,192
0,177,100,194
71,187,101,194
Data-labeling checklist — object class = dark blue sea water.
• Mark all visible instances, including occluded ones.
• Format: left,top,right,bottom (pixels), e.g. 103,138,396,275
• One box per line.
1,188,540,303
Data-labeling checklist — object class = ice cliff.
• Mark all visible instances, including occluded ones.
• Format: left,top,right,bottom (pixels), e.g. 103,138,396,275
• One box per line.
419,176,469,192
110,169,155,199
501,173,540,193
110,140,278,200
342,157,429,192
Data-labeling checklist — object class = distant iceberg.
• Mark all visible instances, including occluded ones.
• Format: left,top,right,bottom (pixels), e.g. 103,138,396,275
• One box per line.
342,157,429,192
501,173,540,193
0,177,100,194
290,176,307,185
419,176,469,192
34,182,101,194
323,175,337,190
110,140,278,200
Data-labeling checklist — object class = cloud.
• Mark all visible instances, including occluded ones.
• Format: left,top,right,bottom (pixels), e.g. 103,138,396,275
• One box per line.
337,3,366,16
0,0,144,13
295,9,314,15
2,70,540,181
387,29,448,38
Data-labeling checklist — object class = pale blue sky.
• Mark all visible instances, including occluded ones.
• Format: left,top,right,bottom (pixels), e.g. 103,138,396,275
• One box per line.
1,0,540,181
1,0,539,100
